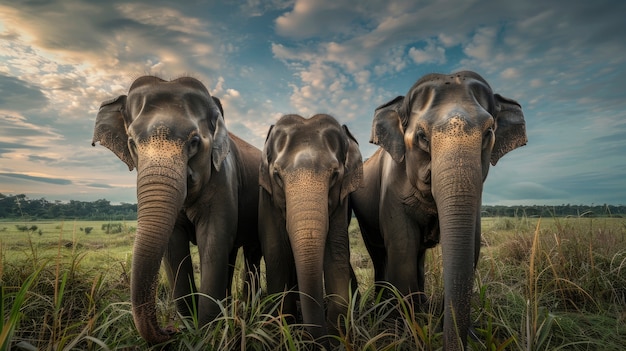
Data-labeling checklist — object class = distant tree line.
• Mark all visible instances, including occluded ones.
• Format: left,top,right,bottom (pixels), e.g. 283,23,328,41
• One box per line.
0,193,624,220
0,194,137,220
481,204,625,218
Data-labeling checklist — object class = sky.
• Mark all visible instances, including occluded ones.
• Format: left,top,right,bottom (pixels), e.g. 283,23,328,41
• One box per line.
0,0,625,206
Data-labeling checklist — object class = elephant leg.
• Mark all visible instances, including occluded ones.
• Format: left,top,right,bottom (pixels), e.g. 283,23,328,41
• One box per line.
367,241,387,291
357,226,386,293
259,195,298,322
195,218,236,325
324,212,353,335
383,218,419,296
163,211,197,317
265,235,298,321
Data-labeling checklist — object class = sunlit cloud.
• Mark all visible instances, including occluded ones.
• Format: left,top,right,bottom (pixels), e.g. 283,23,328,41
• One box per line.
0,0,625,205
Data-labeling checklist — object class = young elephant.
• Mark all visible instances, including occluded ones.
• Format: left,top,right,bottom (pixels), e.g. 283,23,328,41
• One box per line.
92,76,262,344
259,114,363,343
350,71,527,350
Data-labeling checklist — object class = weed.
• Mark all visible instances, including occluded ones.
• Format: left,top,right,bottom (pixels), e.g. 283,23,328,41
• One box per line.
0,218,624,350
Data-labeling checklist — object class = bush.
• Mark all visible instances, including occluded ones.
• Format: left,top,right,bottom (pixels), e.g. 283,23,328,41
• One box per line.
84,227,93,234
101,223,123,234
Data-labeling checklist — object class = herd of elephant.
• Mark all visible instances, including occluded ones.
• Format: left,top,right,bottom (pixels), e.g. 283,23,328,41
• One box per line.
92,71,527,350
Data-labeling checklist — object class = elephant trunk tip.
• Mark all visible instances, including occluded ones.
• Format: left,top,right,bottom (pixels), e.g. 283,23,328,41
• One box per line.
142,327,176,345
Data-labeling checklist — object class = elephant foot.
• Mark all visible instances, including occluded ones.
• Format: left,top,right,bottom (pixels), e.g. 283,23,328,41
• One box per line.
163,325,178,335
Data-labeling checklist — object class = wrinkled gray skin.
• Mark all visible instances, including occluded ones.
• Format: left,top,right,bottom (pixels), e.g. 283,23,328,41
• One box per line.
92,76,262,344
259,114,363,344
350,71,527,350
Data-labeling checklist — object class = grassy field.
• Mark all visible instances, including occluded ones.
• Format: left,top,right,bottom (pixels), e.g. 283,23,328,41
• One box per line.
1,216,625,350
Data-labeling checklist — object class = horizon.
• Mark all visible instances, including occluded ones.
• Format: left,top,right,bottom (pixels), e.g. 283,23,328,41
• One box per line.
2,193,623,208
1,1,625,206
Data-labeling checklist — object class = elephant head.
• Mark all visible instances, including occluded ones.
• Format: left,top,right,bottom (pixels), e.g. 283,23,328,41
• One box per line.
92,76,229,344
259,114,362,341
370,71,526,349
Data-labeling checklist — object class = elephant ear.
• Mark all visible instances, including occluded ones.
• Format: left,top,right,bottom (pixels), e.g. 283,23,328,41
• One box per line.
212,96,224,117
491,94,527,165
210,103,230,171
370,95,406,163
341,125,363,201
259,125,275,195
92,95,134,171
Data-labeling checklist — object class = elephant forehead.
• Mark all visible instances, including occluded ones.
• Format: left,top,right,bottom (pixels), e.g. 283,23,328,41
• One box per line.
273,127,340,156
414,71,490,88
280,147,338,170
409,75,495,116
128,84,210,120
408,96,494,135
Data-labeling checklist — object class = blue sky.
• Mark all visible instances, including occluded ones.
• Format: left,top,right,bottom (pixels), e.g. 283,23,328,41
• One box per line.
0,0,624,205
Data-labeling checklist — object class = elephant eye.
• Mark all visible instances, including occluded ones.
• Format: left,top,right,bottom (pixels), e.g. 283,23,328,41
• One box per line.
188,135,201,156
273,169,284,188
190,135,200,148
416,130,430,152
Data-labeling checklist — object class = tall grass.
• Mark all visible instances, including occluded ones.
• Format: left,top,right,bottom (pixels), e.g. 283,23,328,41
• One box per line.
480,216,626,351
1,217,625,350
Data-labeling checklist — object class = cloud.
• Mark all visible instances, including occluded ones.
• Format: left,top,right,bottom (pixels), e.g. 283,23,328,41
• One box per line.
0,112,63,152
0,74,48,111
1,0,625,206
0,172,72,185
85,183,114,189
408,40,446,65
241,0,294,17
0,2,220,71
462,27,497,62
0,141,40,157
275,0,380,39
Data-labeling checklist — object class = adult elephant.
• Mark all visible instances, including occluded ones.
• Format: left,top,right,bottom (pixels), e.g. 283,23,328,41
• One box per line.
92,76,262,344
259,114,363,344
350,71,527,350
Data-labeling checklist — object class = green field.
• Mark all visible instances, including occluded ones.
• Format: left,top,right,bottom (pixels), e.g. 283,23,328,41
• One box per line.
1,217,625,350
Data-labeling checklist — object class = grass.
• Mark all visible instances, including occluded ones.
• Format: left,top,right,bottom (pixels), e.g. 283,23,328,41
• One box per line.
1,217,625,350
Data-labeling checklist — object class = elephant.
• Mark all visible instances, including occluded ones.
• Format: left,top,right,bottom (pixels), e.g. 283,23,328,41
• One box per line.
350,71,527,350
92,76,262,344
258,114,363,344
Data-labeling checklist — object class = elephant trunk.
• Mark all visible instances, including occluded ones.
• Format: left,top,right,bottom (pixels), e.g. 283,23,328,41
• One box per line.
431,125,483,351
131,157,187,344
284,170,329,339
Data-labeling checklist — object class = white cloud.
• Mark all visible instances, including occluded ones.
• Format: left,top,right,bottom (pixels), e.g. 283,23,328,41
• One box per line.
408,40,446,65
500,67,520,79
274,0,378,39
1,0,626,206
0,111,63,149
463,27,497,62
438,33,464,47
115,3,209,35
